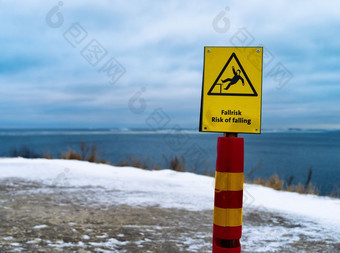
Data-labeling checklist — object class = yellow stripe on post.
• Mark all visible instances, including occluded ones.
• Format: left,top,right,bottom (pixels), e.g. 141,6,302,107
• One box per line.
215,171,244,191
213,207,243,227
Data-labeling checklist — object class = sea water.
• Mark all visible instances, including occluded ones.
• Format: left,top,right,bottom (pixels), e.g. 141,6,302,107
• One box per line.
0,129,339,196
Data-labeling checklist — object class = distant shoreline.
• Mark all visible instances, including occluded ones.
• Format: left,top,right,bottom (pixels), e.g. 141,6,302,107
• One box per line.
0,128,339,135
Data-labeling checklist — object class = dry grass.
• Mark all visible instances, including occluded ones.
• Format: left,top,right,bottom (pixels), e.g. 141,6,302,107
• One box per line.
79,141,97,162
150,166,163,170
117,157,148,170
118,155,188,172
96,160,111,165
43,153,54,159
61,142,101,163
163,155,186,172
249,174,319,196
61,150,82,160
253,174,284,191
169,155,186,172
330,187,340,198
286,183,319,195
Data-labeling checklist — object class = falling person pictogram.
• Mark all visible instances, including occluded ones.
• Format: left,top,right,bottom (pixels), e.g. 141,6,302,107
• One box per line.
222,66,244,90
207,52,258,96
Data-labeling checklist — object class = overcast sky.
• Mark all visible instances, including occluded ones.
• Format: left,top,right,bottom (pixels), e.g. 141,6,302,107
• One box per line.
1,0,340,130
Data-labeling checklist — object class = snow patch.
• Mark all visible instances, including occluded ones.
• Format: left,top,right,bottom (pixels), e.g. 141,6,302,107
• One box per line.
32,224,48,229
82,235,90,240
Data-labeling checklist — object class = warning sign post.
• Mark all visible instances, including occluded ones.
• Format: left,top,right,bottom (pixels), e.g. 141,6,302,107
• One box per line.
199,47,263,253
199,47,263,134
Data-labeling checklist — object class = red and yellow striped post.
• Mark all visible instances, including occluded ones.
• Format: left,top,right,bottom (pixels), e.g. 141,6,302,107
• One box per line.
213,135,244,253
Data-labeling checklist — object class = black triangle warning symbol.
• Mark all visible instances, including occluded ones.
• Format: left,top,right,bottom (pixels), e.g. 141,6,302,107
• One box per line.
207,53,257,96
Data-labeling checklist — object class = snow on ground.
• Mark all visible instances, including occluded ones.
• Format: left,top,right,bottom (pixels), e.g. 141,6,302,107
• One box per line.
1,157,340,251
0,157,214,211
245,183,340,234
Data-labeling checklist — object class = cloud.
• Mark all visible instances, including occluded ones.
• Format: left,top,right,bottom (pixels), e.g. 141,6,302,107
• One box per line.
1,0,340,129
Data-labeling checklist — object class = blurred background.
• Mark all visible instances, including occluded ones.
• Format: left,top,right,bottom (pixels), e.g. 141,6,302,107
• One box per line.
1,0,340,195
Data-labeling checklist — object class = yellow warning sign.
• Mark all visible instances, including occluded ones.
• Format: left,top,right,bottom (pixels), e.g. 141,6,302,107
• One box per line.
199,47,263,134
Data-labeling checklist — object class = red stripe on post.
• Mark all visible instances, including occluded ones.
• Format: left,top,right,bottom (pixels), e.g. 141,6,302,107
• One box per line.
214,190,243,209
213,224,242,240
213,241,241,253
216,137,244,173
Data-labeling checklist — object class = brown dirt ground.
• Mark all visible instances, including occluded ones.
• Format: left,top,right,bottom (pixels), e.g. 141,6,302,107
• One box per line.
0,178,339,253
